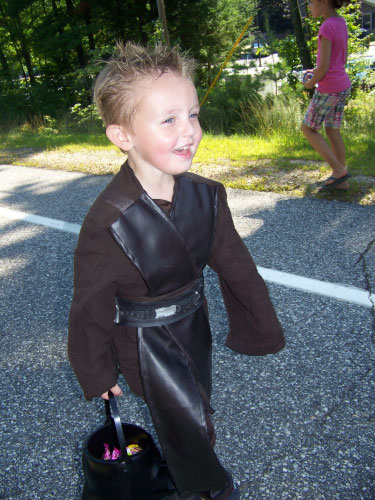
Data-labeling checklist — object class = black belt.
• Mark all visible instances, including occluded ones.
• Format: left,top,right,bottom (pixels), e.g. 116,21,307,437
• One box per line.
114,276,204,327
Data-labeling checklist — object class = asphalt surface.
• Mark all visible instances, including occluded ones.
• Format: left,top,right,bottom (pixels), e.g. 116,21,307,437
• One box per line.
0,164,374,500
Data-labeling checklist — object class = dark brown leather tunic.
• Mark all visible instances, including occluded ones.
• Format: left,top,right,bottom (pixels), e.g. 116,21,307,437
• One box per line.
68,162,285,401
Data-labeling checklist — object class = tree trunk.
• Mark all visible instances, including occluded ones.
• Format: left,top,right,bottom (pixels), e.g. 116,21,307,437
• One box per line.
79,1,95,51
50,0,71,74
65,0,86,67
156,0,170,46
14,13,36,84
0,2,34,85
0,44,13,86
113,0,126,40
288,0,312,69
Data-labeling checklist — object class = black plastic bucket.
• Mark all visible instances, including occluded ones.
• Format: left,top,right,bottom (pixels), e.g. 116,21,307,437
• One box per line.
81,392,175,500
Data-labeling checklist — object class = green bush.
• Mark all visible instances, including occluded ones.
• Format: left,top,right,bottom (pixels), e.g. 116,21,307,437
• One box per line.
198,70,311,136
198,73,266,134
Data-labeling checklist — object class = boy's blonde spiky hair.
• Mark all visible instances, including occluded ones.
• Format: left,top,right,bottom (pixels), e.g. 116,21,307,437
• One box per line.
93,42,196,129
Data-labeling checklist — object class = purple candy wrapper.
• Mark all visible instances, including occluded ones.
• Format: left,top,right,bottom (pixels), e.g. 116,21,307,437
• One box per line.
102,443,142,460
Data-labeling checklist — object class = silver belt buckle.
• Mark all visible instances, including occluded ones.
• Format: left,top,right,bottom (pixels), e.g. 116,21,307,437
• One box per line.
155,304,177,319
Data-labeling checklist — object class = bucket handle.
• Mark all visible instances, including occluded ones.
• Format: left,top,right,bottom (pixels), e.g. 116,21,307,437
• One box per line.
104,390,129,462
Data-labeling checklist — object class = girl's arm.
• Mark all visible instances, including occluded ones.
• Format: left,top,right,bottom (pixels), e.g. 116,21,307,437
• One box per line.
304,36,331,89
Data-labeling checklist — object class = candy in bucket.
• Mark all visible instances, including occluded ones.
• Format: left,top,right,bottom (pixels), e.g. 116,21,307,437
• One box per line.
102,443,143,460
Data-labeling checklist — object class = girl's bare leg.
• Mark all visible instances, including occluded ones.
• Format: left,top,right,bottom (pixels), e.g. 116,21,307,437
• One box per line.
325,126,346,166
301,123,349,188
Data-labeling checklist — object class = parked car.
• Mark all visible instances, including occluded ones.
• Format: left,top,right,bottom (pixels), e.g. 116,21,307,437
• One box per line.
346,55,375,89
358,28,369,39
346,55,375,80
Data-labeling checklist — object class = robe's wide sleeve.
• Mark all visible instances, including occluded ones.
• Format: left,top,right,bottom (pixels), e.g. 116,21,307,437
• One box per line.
208,184,285,355
68,215,120,400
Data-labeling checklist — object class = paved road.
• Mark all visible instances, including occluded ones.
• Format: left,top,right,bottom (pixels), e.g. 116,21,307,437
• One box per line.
0,164,374,500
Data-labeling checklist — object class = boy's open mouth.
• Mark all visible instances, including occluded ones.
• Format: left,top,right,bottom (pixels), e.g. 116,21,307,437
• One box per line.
174,146,192,157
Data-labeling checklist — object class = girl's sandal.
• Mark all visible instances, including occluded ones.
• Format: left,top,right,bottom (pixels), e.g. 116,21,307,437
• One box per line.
319,173,351,191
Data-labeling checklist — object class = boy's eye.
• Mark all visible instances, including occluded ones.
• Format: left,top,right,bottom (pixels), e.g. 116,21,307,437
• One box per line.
163,117,174,124
190,112,199,119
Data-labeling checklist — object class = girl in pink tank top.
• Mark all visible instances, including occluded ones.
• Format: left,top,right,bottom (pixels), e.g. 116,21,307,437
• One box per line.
301,0,352,191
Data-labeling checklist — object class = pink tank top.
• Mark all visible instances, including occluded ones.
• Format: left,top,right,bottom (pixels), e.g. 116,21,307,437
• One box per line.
317,16,351,93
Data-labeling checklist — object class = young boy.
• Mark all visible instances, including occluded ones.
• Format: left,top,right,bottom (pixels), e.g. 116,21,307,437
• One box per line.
68,42,285,500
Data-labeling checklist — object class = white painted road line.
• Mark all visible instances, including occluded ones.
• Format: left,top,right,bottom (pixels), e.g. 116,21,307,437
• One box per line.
258,266,373,309
0,206,374,309
0,207,80,234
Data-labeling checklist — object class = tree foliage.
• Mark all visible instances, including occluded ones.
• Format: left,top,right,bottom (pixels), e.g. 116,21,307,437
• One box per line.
165,0,255,85
288,0,313,68
0,0,257,126
277,0,371,91
303,0,370,58
255,0,293,35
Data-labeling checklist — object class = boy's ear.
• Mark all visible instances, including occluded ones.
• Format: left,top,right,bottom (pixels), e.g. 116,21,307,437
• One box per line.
106,124,133,151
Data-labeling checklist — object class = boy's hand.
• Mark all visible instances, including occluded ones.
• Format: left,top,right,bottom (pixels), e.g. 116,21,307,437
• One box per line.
101,384,123,400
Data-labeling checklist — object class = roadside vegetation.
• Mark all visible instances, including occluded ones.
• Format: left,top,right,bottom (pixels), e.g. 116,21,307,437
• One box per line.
1,84,374,205
0,0,374,204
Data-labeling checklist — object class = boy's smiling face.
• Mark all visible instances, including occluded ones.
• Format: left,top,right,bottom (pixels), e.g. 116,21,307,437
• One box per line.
125,71,202,177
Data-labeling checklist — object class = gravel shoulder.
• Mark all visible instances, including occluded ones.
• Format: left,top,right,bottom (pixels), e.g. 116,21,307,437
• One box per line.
1,147,374,205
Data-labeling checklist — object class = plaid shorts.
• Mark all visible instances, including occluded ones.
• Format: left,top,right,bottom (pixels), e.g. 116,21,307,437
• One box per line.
303,87,351,130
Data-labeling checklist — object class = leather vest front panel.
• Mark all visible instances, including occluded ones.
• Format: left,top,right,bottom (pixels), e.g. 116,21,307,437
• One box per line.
109,177,218,296
170,177,218,277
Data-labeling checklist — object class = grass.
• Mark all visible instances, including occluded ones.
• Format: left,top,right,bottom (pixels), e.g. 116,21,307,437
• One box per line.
194,128,374,204
0,97,374,205
0,127,110,149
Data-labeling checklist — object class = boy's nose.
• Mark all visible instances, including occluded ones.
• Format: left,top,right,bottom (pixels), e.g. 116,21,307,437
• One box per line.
181,118,197,137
